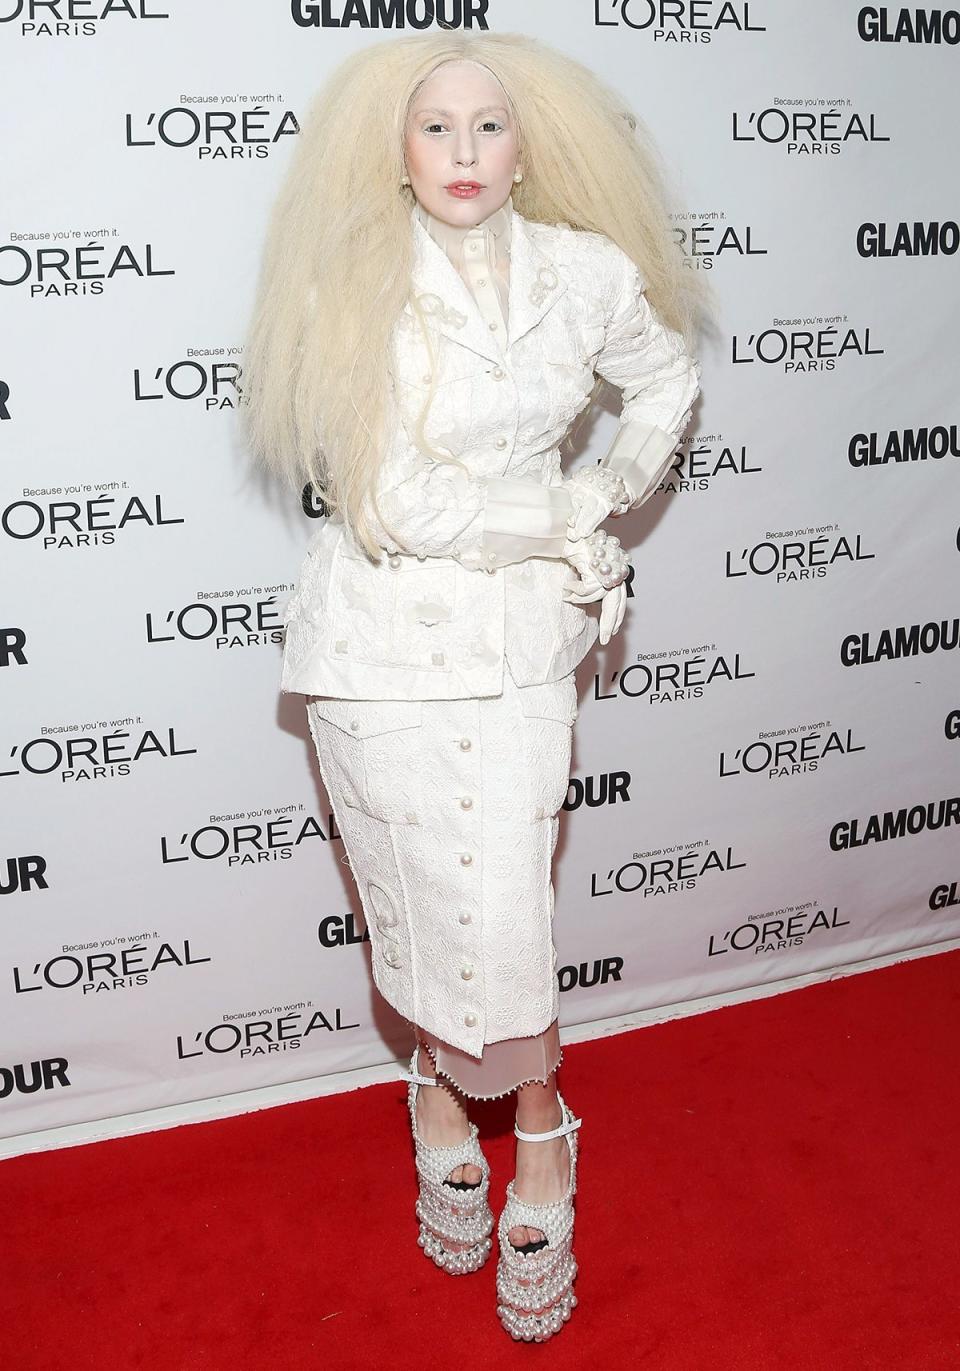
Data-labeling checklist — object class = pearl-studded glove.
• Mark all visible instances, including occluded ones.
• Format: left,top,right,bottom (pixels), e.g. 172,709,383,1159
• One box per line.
562,464,634,541
561,528,630,645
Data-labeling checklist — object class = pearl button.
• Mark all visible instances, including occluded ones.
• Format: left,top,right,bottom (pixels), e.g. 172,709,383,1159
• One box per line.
422,372,432,383
464,1012,478,1027
487,551,497,562
460,852,473,866
459,911,472,924
350,720,360,731
460,964,475,980
488,321,497,331
384,945,401,966
494,436,507,449
388,555,401,569
477,277,487,286
492,367,504,379
459,738,472,750
459,796,473,810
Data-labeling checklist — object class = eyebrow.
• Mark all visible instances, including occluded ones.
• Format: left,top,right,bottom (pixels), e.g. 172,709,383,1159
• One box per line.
414,105,510,118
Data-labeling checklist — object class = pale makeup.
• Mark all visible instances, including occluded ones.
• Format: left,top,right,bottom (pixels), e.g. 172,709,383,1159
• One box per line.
403,58,519,230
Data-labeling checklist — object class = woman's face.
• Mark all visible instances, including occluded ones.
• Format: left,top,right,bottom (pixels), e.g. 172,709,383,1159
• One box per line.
403,59,519,228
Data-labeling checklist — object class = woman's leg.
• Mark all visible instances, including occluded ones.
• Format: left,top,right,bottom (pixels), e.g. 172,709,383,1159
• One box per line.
414,1029,482,1186
509,1060,570,1250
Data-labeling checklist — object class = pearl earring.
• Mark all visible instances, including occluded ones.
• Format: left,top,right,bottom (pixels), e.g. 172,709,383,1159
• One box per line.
401,174,411,186
513,170,523,183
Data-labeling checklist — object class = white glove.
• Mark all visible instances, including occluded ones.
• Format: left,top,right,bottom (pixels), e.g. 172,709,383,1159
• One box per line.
561,528,631,646
562,465,634,540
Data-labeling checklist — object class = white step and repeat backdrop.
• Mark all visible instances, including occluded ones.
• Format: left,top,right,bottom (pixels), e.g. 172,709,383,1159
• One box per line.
2,2,959,1144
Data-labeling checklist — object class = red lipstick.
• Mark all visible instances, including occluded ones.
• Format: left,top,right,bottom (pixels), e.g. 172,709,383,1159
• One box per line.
446,180,484,199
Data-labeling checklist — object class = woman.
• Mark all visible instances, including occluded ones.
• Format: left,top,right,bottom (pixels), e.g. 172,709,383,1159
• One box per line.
244,31,707,1343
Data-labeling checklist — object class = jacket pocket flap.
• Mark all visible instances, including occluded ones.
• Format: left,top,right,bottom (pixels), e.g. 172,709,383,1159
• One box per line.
517,678,579,726
310,698,424,738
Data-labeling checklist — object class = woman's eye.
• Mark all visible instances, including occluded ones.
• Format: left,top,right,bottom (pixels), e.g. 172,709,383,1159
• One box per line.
420,120,504,135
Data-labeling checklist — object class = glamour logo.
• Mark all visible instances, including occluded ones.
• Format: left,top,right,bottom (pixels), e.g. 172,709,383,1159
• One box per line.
593,0,763,38
1,724,196,783
946,709,960,740
0,1057,69,1099
557,957,623,992
0,376,10,419
0,238,174,298
0,0,168,37
160,810,338,866
849,424,959,467
0,853,48,894
0,626,27,669
298,481,339,522
840,616,960,665
134,352,243,409
145,594,285,651
707,903,850,958
858,6,960,43
290,0,489,27
829,794,960,849
732,323,882,371
591,843,745,898
2,490,183,549
732,104,889,154
930,880,960,910
12,939,211,995
176,1007,361,1060
125,105,300,159
725,529,874,582
318,912,370,947
719,723,865,779
593,647,755,703
563,770,630,811
659,438,762,496
858,220,959,257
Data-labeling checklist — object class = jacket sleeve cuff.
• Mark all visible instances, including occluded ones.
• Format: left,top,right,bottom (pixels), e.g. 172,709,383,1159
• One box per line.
477,477,574,569
601,418,680,509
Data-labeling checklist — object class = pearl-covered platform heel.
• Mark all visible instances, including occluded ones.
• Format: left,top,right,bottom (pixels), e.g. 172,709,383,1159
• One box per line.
398,1043,494,1275
495,1094,583,1342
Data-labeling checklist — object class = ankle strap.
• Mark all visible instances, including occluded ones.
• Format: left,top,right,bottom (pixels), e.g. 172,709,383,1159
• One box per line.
398,1067,437,1086
398,1042,438,1088
514,1113,582,1143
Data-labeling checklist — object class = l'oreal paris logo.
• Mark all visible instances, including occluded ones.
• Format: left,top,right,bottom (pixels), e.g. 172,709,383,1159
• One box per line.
593,0,764,37
0,0,169,36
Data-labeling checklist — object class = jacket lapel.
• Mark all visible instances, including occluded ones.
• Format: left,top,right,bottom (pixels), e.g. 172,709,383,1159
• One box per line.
406,207,568,365
505,210,568,350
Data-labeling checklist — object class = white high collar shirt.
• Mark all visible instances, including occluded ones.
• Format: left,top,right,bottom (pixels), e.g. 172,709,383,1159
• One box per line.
412,194,513,353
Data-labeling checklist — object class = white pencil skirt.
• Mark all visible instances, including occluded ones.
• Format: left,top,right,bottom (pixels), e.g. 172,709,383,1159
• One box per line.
305,656,579,1097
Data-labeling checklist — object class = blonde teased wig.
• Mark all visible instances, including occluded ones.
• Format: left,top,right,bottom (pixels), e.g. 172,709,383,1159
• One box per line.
242,31,713,559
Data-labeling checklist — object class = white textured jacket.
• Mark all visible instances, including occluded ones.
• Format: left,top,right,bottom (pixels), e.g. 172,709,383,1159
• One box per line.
280,202,701,700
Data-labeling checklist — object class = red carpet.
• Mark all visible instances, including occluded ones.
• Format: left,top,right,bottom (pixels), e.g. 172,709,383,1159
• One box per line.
5,950,960,1371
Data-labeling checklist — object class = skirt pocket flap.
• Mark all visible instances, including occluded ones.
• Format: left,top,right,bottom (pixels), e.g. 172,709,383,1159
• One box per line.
310,698,424,739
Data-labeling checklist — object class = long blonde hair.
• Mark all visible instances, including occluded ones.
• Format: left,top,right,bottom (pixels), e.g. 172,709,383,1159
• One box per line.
242,31,713,558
